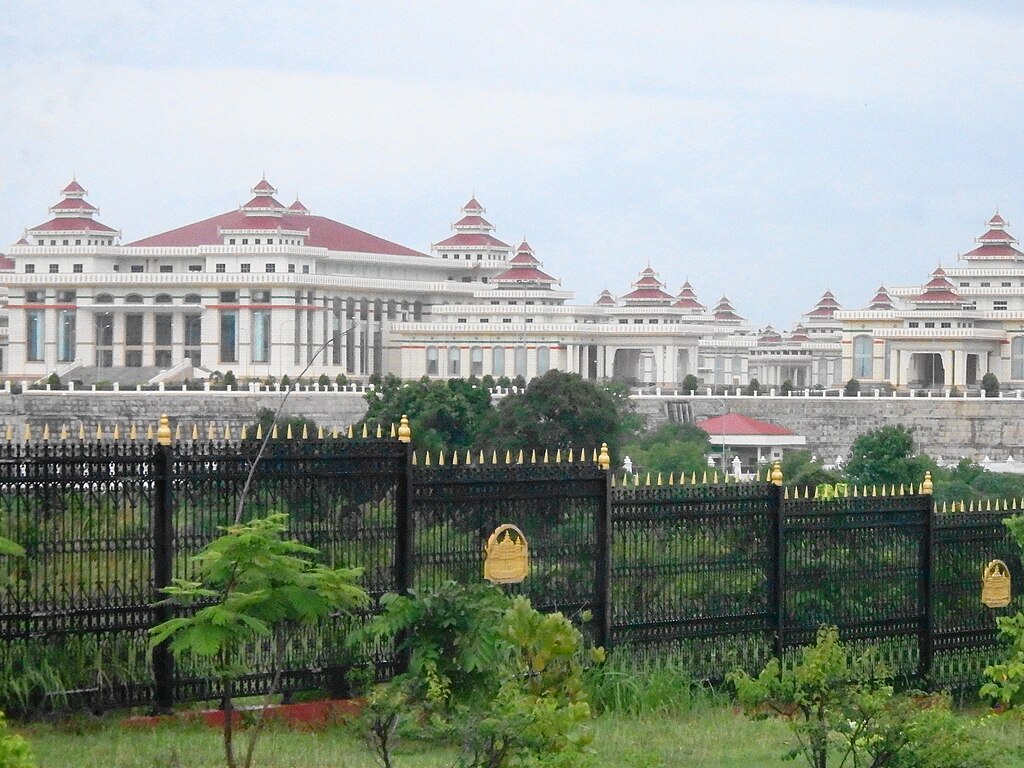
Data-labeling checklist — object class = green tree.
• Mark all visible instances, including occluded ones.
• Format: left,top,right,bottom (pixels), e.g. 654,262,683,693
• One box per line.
981,372,1000,397
620,423,710,478
479,370,631,455
362,374,494,455
745,378,761,395
682,373,699,393
781,450,842,491
150,514,369,768
0,710,33,768
845,425,927,489
780,379,795,396
844,378,861,396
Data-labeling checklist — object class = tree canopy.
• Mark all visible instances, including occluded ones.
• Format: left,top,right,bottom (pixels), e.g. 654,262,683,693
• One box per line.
845,425,928,488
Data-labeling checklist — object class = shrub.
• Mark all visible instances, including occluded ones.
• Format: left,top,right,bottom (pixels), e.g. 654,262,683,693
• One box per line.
279,374,291,388
222,370,237,388
354,581,598,768
317,373,331,388
682,373,699,393
844,378,861,396
745,378,760,395
335,373,348,387
0,710,33,768
982,372,1000,397
732,625,998,768
780,379,795,396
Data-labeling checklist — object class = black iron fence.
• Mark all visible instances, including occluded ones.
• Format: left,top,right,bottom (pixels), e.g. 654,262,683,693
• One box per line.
0,435,1020,715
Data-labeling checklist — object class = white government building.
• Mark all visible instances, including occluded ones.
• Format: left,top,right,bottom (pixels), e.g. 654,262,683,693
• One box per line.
0,179,1020,392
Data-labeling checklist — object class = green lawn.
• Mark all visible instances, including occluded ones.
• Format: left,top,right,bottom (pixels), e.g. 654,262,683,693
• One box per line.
19,704,1024,768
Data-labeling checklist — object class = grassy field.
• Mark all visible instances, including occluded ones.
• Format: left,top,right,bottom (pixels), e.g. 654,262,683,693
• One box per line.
18,703,1024,768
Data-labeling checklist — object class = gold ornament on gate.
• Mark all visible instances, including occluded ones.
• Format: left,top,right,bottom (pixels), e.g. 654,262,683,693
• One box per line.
982,559,1011,608
483,524,529,584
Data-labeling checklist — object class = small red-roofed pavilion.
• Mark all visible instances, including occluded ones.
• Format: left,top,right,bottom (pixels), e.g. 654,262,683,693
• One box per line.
696,413,806,477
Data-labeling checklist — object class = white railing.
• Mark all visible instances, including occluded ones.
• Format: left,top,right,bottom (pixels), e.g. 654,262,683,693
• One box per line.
627,387,1024,400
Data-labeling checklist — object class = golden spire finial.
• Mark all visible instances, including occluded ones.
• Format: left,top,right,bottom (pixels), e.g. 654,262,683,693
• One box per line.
543,449,549,464
644,472,651,486
376,424,383,439
390,423,397,438
598,443,610,471
347,424,354,439
922,471,933,495
567,448,574,464
241,424,248,440
157,415,172,446
505,450,512,465
42,423,50,441
424,451,431,466
191,423,199,440
452,451,459,466
207,423,216,441
770,461,783,486
95,423,103,440
301,423,308,439
531,449,537,464
517,449,524,465
146,424,154,440
668,472,674,486
256,423,263,440
271,423,279,439
286,423,293,440
411,451,418,465
656,472,662,486
129,423,137,441
59,424,68,441
78,423,86,440
398,414,412,443
361,423,368,438
555,448,562,463
701,470,708,484
112,423,120,440
224,424,232,441
318,426,324,439
438,450,445,466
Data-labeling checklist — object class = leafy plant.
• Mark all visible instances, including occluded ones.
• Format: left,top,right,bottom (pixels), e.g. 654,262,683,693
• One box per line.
732,626,997,768
844,378,861,396
353,581,598,768
682,373,699,393
0,710,34,768
981,372,1000,397
149,513,369,768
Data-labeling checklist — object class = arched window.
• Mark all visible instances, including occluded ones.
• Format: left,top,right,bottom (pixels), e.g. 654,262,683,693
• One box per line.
853,335,873,379
537,346,550,374
514,346,528,377
426,346,438,375
1012,337,1024,380
448,346,461,377
184,293,202,304
125,293,144,304
492,346,505,376
154,293,174,304
470,346,483,376
94,293,114,304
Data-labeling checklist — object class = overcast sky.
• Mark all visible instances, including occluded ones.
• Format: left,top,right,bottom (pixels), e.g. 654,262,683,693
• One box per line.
2,1,1022,328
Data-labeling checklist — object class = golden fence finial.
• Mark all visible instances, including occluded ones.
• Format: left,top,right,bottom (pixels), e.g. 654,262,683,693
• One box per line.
621,472,629,486
505,450,512,465
411,451,418,466
592,448,598,463
987,498,993,511
42,423,50,442
531,449,537,464
424,451,431,466
922,471,933,495
656,472,663,486
191,423,199,440
128,423,137,441
899,483,905,496
347,424,354,439
286,423,293,440
361,423,368,439
318,426,324,439
224,424,233,441
112,423,120,440
207,423,216,441
241,424,248,440
871,485,877,497
390,423,397,439
784,486,790,499
157,415,172,446
466,450,472,465
59,424,68,441
701,470,708,484
969,500,975,512
479,450,485,464
78,423,86,440
376,424,383,438
712,471,719,484
331,427,339,439
598,443,611,471
256,423,264,440
95,423,103,440
611,474,616,487
555,448,562,463
941,501,947,513
146,424,154,440
398,414,412,443
492,450,498,465
770,461,783,486
301,423,308,440
690,471,696,484
517,449,524,465
438,450,445,466
645,472,651,486
543,449,549,464
271,423,279,439
668,472,675,486
452,451,459,466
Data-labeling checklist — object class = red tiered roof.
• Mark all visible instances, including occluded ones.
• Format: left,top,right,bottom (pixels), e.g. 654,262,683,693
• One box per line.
493,266,558,284
713,296,743,321
453,215,493,229
788,326,811,342
963,212,1024,260
27,179,118,236
672,280,704,310
757,326,783,344
914,267,960,304
869,285,894,310
622,266,673,303
463,197,484,213
127,179,423,255
595,289,616,306
805,289,841,318
434,232,510,248
0,254,14,270
252,179,276,193
696,413,794,437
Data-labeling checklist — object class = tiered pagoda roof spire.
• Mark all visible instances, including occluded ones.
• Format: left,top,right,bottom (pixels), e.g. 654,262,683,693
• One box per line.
25,179,119,239
913,267,960,305
804,289,841,319
868,285,895,310
963,211,1024,261
493,240,558,286
672,280,705,312
240,178,287,217
622,265,674,305
433,196,511,252
712,295,744,322
595,289,617,306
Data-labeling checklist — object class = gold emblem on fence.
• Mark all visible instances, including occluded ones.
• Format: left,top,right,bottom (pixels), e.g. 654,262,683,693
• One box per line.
982,559,1012,608
483,524,529,584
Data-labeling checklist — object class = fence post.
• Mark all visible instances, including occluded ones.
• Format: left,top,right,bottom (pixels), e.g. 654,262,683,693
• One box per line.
770,462,785,661
595,444,613,651
919,473,935,682
151,435,175,713
395,440,414,598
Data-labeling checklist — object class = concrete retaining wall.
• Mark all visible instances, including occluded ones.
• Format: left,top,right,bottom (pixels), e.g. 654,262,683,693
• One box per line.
0,391,372,435
633,395,1024,463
